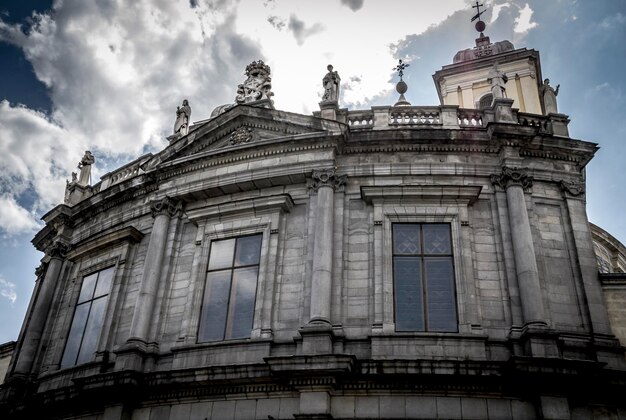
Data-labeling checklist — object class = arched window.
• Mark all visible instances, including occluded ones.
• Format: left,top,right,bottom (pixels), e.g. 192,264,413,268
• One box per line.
478,93,493,109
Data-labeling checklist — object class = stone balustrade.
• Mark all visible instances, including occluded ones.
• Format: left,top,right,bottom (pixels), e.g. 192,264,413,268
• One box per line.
99,154,152,191
457,108,484,127
388,107,442,125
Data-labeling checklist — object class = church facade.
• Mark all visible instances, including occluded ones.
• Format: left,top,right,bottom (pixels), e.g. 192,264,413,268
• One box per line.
2,30,626,419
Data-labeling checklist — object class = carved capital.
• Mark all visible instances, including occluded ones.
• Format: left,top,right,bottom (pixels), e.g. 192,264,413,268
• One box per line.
308,168,347,193
490,167,533,190
46,242,69,259
150,197,182,218
560,180,585,198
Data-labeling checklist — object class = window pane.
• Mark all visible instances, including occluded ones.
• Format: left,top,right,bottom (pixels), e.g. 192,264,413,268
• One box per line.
60,303,90,368
422,224,451,255
198,270,231,342
227,267,258,339
76,296,107,365
208,239,236,270
78,273,98,304
393,224,421,255
94,267,114,298
425,257,457,332
234,235,262,267
394,257,424,331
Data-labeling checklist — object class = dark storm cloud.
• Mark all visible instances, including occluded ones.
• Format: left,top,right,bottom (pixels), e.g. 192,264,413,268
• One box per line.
340,0,364,12
287,14,324,46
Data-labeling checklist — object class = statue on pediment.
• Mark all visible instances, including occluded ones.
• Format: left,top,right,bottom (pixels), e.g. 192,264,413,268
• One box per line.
77,151,94,186
540,79,560,114
322,64,340,102
236,60,274,104
174,99,191,135
487,63,508,100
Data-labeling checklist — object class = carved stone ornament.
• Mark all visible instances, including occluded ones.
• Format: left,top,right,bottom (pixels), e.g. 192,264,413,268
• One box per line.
150,196,183,218
35,264,45,279
46,242,69,259
235,60,274,104
560,180,585,197
230,127,254,145
308,168,347,193
490,167,533,190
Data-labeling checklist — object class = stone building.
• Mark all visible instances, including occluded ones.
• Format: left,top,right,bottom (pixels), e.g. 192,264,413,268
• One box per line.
2,27,626,420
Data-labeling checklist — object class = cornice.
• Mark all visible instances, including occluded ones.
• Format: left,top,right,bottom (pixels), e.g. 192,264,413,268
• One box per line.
65,226,144,261
361,185,482,205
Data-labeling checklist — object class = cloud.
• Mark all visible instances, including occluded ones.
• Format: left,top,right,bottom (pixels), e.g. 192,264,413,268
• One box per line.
0,0,264,238
513,3,537,33
267,15,286,31
287,14,325,45
0,194,40,236
0,275,17,304
340,0,364,12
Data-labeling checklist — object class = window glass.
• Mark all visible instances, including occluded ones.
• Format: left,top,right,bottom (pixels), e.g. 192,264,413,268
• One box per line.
198,271,231,342
392,224,457,332
208,238,236,270
61,267,114,368
199,234,262,342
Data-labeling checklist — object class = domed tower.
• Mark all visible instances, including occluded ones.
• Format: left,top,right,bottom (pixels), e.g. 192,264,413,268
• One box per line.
433,4,543,114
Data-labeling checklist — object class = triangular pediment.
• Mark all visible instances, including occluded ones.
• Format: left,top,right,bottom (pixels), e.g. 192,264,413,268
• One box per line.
152,104,340,167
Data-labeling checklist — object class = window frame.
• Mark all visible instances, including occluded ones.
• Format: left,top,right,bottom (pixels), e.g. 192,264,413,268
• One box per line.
391,222,458,333
60,265,116,368
197,233,264,342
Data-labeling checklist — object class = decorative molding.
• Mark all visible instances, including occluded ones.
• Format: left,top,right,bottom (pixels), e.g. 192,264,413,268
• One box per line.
360,185,482,205
35,264,45,279
186,194,294,221
490,167,533,190
229,126,254,145
150,196,183,218
308,168,347,193
66,227,144,261
46,242,69,259
559,180,585,198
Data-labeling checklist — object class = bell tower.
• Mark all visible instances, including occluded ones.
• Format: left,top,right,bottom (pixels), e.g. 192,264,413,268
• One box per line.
433,2,543,114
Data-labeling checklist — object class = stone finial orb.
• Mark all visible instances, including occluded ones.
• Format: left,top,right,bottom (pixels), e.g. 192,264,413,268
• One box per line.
396,80,408,95
475,20,486,33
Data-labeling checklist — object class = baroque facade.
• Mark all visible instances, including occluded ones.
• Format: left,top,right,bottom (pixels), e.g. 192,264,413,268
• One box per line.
2,31,626,419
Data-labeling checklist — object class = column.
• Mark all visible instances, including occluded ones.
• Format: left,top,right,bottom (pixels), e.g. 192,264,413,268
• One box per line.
491,167,546,326
128,197,181,342
308,169,345,325
14,242,67,376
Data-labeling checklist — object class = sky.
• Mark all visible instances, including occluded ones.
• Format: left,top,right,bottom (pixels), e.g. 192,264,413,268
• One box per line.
0,0,625,343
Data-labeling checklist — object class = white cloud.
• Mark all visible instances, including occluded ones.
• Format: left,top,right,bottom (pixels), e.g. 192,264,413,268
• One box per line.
513,3,537,34
0,194,40,236
0,275,17,304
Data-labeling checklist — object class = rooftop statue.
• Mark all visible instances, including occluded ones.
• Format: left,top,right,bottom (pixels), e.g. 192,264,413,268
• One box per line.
77,150,95,186
174,99,191,136
540,78,560,115
322,64,340,102
487,63,508,100
236,60,274,104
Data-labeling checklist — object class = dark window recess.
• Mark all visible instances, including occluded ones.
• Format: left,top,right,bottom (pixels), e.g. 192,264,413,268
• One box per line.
392,223,457,332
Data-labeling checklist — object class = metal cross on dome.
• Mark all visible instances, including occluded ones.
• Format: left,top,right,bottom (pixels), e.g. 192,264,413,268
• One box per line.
393,59,410,82
471,1,487,33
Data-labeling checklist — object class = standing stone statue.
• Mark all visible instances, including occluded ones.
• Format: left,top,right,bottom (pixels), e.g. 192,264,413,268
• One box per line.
174,99,191,135
322,64,340,102
487,63,508,100
236,60,274,104
77,151,95,186
540,78,560,114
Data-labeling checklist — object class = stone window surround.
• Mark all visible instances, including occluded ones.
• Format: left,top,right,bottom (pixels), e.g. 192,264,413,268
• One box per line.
54,257,121,370
48,227,143,373
182,194,294,345
361,185,482,335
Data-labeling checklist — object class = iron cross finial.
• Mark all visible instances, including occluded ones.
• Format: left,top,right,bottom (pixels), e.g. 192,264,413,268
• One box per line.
393,59,410,82
471,2,485,23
